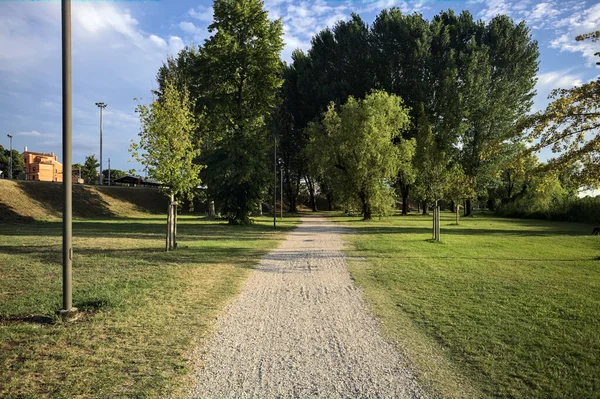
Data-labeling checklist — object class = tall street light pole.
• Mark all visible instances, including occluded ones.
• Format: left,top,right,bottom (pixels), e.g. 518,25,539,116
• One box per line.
280,163,283,220
108,157,111,186
60,0,76,318
95,102,106,185
7,134,13,179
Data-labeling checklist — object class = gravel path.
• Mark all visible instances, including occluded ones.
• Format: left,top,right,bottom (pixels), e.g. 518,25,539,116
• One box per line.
191,215,426,399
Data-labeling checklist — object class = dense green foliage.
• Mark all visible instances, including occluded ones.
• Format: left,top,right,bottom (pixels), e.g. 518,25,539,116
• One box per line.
155,0,283,224
279,8,539,216
81,155,100,185
308,92,414,219
131,79,201,201
101,169,127,181
0,146,24,179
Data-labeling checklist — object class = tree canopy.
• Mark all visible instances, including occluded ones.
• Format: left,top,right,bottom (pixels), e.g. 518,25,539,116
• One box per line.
523,30,600,189
308,91,414,219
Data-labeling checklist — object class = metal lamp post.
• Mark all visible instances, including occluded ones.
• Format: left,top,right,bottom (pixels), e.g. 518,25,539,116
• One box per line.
95,102,106,185
273,135,277,228
60,0,76,319
6,134,13,179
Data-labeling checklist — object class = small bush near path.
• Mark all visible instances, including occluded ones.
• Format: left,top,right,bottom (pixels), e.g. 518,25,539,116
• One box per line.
334,213,600,398
0,215,298,398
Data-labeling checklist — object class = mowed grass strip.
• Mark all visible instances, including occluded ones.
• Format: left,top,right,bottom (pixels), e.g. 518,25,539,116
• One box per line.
333,213,600,399
0,215,299,399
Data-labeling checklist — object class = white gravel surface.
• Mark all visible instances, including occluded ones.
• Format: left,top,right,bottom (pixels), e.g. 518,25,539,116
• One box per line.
191,215,426,399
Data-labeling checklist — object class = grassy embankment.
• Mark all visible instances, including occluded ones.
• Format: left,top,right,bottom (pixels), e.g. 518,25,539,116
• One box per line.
334,213,600,398
0,180,299,398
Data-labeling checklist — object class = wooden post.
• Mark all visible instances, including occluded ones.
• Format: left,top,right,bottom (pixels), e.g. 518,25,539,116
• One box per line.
456,205,460,225
432,206,436,240
173,201,177,250
169,194,175,251
437,206,441,242
165,203,171,252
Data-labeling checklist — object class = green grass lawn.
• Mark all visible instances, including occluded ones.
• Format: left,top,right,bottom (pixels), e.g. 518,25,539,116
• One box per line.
0,215,299,399
333,212,600,399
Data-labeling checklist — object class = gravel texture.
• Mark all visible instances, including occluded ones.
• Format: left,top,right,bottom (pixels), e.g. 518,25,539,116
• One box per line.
191,215,426,399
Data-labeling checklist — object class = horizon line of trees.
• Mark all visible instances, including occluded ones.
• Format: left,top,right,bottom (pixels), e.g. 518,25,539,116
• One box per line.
139,0,599,224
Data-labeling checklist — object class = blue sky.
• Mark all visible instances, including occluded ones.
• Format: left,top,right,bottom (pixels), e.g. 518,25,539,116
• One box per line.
1,0,599,175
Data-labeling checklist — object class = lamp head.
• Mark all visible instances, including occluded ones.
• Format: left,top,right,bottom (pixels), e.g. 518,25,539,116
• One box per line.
7,134,13,138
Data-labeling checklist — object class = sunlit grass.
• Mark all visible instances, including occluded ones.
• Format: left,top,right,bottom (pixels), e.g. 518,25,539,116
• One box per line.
0,215,299,399
333,212,600,398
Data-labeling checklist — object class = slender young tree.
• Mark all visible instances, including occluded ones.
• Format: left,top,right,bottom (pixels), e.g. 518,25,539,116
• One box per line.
201,0,284,224
131,79,202,251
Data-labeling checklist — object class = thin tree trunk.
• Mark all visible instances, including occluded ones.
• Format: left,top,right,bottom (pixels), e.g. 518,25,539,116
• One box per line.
466,199,473,217
208,200,215,217
306,176,317,212
422,201,428,215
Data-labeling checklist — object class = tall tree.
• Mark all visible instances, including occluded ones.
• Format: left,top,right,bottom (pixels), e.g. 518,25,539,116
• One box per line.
308,91,414,220
411,104,449,212
200,0,284,225
81,155,99,185
131,79,202,251
454,12,539,215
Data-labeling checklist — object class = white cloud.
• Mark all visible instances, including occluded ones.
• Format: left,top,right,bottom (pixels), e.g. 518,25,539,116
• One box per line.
551,3,600,66
532,70,584,112
178,21,208,44
537,70,583,91
479,0,513,21
15,131,45,137
188,6,214,22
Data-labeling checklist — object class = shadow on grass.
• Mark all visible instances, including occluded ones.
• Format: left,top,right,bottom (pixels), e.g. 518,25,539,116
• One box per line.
1,219,295,240
0,314,55,325
0,202,36,223
0,244,269,269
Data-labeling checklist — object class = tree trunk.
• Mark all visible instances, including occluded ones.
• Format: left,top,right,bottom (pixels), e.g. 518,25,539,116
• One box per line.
400,184,410,215
465,199,473,217
422,201,428,215
327,195,333,211
229,210,251,225
363,202,372,220
450,200,455,213
306,176,318,212
208,200,215,217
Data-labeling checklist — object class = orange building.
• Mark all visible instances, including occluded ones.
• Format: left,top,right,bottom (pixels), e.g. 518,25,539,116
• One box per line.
23,148,63,182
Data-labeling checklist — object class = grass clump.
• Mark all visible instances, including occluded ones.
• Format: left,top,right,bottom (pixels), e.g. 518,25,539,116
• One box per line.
334,212,600,398
0,215,298,398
